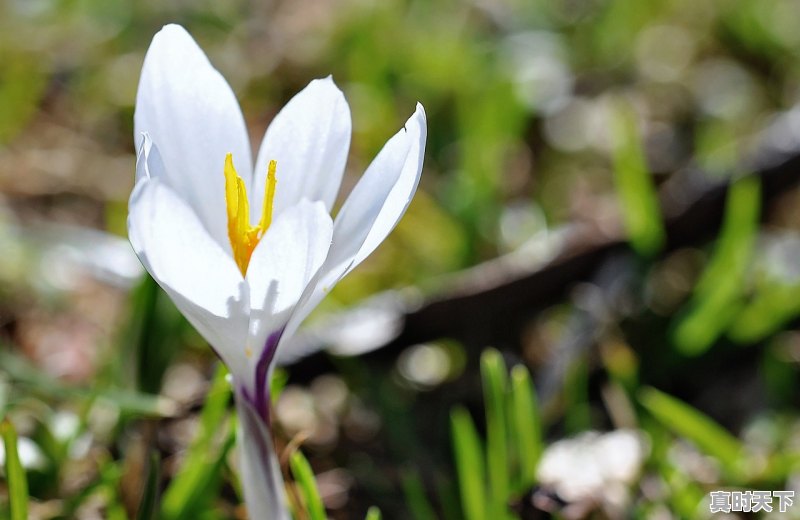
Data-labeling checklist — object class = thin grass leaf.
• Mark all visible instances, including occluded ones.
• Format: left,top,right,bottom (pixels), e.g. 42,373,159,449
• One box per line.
136,451,160,520
639,387,744,478
290,450,327,520
480,349,510,518
611,101,665,257
728,281,800,343
365,506,382,520
672,176,760,355
161,364,232,520
1,420,28,520
510,365,541,490
99,389,178,418
450,406,486,520
400,469,438,520
172,427,235,519
0,349,176,418
120,276,184,394
60,458,127,519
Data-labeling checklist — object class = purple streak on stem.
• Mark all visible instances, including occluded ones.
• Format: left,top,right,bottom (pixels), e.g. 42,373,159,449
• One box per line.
247,327,284,427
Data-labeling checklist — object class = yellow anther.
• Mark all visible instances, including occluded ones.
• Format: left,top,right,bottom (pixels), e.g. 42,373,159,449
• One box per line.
224,154,278,276
260,160,277,230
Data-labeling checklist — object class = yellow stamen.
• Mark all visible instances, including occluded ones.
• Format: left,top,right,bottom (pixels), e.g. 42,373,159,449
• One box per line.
224,154,278,276
260,159,277,230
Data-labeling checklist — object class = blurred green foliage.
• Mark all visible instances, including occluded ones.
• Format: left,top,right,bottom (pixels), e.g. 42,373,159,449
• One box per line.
672,175,761,355
611,101,665,257
1,420,29,520
159,366,233,520
2,0,800,518
449,350,543,520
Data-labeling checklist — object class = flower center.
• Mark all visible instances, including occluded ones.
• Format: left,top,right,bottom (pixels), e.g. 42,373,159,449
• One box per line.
224,153,277,276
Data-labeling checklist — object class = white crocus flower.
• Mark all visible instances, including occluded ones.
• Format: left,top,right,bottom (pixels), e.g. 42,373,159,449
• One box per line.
128,24,426,519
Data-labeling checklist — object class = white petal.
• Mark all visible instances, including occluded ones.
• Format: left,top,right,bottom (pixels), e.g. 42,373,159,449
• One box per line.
330,102,426,270
245,200,332,365
134,24,251,251
235,394,291,520
127,176,250,380
252,77,351,220
134,132,167,184
276,104,426,358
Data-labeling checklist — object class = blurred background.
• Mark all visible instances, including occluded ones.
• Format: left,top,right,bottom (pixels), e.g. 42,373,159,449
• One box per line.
2,0,800,518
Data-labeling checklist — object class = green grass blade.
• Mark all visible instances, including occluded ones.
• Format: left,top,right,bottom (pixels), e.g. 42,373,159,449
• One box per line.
611,101,666,257
99,389,178,418
480,349,510,518
136,451,161,520
164,427,235,520
510,365,542,489
365,506,382,520
103,464,130,520
290,450,327,520
120,276,184,394
639,387,744,477
400,469,438,520
0,349,176,418
450,406,486,520
728,282,800,343
60,458,128,519
672,176,760,355
161,364,232,520
1,420,28,520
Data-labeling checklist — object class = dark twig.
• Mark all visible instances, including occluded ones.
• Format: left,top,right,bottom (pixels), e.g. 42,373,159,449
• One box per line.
280,112,800,379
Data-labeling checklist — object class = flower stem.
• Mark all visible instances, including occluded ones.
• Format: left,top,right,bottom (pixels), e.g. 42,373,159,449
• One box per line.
235,391,291,520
